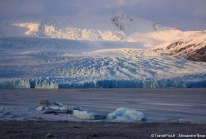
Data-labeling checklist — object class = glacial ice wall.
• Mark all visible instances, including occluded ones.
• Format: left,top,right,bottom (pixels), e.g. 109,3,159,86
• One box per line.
1,76,206,89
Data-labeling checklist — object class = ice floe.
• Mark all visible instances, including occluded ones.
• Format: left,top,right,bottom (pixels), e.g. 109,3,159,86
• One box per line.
73,110,107,120
36,100,80,114
35,100,146,121
169,119,206,124
107,107,147,122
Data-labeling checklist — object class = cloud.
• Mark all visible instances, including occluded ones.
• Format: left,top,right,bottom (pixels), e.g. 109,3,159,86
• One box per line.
106,0,139,8
130,0,206,18
0,0,43,18
117,0,125,6
0,0,205,19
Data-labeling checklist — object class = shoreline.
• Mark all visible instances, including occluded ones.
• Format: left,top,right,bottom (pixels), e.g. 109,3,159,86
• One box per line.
0,121,206,139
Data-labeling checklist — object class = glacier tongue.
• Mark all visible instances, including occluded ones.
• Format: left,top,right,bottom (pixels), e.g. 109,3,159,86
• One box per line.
0,37,206,89
1,76,206,89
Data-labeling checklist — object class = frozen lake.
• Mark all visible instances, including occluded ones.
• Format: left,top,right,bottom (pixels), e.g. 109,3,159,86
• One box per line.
0,88,206,122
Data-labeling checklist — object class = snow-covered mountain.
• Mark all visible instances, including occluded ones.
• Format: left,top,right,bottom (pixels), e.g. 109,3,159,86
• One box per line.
1,12,205,47
111,11,133,32
154,33,206,62
188,46,206,62
0,12,206,88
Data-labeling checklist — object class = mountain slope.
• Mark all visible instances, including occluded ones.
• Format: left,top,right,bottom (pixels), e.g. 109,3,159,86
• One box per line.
1,13,205,48
111,11,134,32
188,46,206,62
154,33,206,62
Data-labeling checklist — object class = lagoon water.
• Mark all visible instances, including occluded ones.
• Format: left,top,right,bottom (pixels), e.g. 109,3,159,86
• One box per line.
0,88,206,122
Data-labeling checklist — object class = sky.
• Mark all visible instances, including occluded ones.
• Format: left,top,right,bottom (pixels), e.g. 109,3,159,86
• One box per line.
0,0,206,19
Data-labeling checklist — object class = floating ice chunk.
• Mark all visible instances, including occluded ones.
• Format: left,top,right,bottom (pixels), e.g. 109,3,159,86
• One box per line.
10,115,18,118
170,119,197,124
42,107,59,114
72,106,81,110
36,105,46,111
2,111,11,115
62,106,81,111
53,102,63,107
37,116,43,119
17,117,27,121
36,100,81,115
107,108,147,121
0,108,4,113
178,119,191,124
113,116,136,122
49,105,61,110
73,110,107,120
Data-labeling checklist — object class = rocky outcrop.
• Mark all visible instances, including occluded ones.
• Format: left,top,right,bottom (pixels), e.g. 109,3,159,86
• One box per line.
111,11,133,32
188,46,206,62
154,34,206,62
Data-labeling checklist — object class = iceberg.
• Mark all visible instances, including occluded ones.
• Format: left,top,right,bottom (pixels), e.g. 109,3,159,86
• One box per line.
36,100,80,114
41,107,59,114
170,119,201,124
73,110,107,120
36,105,46,111
107,107,147,122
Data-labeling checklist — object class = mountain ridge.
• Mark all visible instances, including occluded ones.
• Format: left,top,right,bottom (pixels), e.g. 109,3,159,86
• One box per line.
154,33,206,62
1,13,205,48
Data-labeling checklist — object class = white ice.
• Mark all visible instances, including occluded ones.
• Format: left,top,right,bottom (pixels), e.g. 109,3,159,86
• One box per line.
73,110,107,120
107,107,147,122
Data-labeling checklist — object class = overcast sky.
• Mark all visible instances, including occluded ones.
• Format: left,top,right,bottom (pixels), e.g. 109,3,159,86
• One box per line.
0,0,205,19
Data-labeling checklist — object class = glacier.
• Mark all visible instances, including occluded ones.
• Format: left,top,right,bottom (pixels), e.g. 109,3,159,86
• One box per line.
0,38,206,89
0,13,206,89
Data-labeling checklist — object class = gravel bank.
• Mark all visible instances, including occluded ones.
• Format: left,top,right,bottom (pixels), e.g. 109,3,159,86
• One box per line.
0,121,206,139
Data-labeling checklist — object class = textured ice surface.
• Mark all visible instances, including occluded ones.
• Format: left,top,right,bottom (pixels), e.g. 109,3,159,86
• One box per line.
73,110,107,120
0,14,206,88
107,107,147,122
0,38,206,88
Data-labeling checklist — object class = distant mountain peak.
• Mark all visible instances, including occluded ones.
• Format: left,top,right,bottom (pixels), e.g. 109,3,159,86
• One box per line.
111,11,133,32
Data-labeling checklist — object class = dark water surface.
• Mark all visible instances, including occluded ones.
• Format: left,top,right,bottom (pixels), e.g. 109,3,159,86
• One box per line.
0,88,206,122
